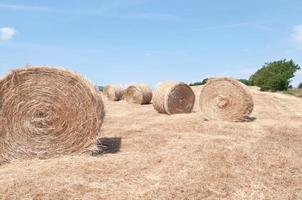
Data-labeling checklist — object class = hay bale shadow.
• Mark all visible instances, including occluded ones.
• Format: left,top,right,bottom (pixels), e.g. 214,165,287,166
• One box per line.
91,137,121,156
244,116,256,122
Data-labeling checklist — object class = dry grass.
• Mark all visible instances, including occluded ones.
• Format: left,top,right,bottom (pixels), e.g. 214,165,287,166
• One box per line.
283,88,302,98
0,86,301,199
0,67,105,164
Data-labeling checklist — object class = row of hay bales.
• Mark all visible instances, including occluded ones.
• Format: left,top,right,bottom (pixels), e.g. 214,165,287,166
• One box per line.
103,84,152,104
104,78,254,122
0,66,253,164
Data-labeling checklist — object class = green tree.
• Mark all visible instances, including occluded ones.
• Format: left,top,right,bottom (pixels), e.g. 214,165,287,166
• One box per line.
189,82,202,86
98,86,104,92
249,59,300,91
189,78,209,86
238,79,253,86
200,78,209,85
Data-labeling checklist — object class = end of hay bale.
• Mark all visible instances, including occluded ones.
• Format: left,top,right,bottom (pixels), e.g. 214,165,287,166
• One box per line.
125,83,152,105
153,81,195,114
0,66,105,164
103,85,125,101
199,77,254,122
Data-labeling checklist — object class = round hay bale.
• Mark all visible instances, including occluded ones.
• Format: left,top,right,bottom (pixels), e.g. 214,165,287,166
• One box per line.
153,81,195,114
103,85,124,101
199,77,253,121
125,84,152,104
103,85,110,97
0,66,105,164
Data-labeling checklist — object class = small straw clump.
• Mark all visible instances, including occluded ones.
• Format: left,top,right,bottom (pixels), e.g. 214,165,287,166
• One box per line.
103,85,125,101
199,77,254,121
0,66,105,164
153,81,195,114
125,84,152,104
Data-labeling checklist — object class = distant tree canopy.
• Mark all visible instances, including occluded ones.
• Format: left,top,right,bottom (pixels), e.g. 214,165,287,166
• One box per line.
98,86,104,92
238,79,253,86
189,82,202,86
249,59,300,91
190,78,253,86
189,78,209,86
200,78,209,85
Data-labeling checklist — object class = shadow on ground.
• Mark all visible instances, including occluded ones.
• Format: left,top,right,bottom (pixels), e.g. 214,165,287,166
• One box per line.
91,137,122,156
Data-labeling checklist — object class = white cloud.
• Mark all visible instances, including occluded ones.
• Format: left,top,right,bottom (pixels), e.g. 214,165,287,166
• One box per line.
0,4,53,12
292,24,302,49
0,27,16,41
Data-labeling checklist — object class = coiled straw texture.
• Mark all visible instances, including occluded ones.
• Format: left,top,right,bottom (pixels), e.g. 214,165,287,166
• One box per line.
103,85,124,101
125,84,152,104
199,77,253,122
153,81,195,114
0,66,105,164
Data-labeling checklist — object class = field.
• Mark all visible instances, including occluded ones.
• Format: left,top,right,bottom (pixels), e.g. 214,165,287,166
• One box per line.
283,88,302,98
0,86,301,200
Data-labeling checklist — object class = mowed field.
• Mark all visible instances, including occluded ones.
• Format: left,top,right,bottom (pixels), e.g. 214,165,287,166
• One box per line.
0,86,301,200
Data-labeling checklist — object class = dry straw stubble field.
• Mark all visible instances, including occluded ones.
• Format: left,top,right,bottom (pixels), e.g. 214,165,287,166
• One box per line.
0,83,301,199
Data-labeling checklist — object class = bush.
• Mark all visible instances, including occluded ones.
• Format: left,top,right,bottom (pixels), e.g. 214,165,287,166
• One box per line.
249,59,300,91
189,82,202,86
298,83,302,89
283,90,295,96
98,86,104,92
238,79,253,86
200,78,209,85
189,78,208,86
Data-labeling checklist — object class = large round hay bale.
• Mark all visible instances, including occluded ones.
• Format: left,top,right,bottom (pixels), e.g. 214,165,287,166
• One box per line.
0,66,105,164
103,85,124,101
153,81,195,114
125,84,152,104
199,77,253,121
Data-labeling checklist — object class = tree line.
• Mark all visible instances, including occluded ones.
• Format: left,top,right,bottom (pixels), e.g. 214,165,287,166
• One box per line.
190,59,301,91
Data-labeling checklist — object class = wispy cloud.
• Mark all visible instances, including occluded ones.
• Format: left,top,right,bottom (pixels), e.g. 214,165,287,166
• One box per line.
0,4,54,12
0,2,180,22
124,13,182,21
144,51,187,57
0,27,16,41
75,11,182,22
194,22,272,32
292,24,302,49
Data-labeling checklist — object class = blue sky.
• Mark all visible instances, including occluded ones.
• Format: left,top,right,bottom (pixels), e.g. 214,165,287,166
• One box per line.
0,0,302,87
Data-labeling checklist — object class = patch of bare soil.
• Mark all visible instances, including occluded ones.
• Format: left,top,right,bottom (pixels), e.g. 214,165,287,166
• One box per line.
0,86,301,200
